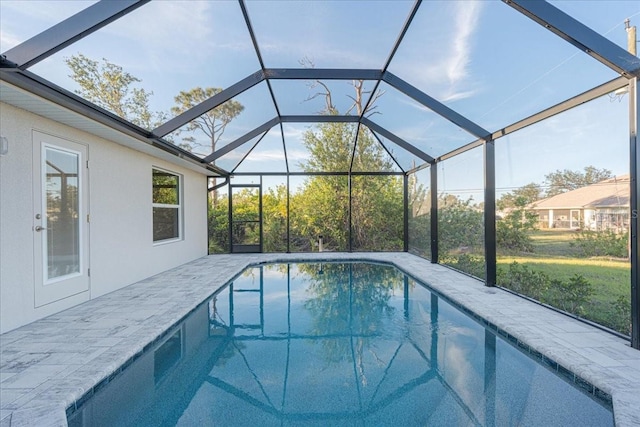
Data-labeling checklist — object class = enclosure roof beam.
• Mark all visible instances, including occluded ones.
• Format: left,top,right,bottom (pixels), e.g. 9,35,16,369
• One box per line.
381,0,422,72
231,171,404,176
382,71,491,140
204,117,279,163
361,118,435,164
153,71,266,138
360,0,423,122
231,130,269,174
1,0,149,70
280,115,360,123
436,76,629,163
504,0,640,78
238,0,282,118
369,130,406,173
264,68,383,81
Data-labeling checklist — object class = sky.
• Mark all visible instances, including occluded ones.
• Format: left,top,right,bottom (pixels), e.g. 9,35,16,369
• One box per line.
1,0,638,198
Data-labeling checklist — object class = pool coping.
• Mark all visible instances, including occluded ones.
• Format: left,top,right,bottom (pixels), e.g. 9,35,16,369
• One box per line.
1,253,639,426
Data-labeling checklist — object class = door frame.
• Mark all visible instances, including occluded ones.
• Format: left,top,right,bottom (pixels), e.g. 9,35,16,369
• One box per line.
229,183,262,253
32,131,90,307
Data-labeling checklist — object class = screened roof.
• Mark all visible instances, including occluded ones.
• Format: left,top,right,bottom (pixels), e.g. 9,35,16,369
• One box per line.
1,0,639,176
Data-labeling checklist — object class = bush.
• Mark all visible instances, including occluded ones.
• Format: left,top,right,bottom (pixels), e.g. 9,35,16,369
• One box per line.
545,274,594,316
571,230,629,258
498,263,596,318
496,195,537,254
441,254,485,279
438,197,484,255
609,295,631,336
497,262,549,301
496,222,533,253
208,202,229,254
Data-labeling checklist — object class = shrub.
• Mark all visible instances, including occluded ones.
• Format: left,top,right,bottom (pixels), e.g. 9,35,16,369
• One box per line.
609,295,631,336
438,197,484,255
208,202,229,254
571,229,629,258
496,222,534,253
546,274,594,316
441,254,485,279
496,194,538,254
497,262,549,301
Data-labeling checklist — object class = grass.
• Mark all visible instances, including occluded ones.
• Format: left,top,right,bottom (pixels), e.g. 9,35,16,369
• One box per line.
496,256,629,305
497,229,631,335
527,229,579,256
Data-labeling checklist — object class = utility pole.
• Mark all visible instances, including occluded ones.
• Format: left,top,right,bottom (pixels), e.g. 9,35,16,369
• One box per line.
625,18,637,56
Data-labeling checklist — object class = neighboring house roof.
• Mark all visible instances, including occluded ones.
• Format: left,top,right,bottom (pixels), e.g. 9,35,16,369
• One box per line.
531,175,630,210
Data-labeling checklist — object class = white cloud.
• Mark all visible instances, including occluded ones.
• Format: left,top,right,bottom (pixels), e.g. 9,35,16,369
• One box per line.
104,2,214,56
281,124,310,140
0,30,21,52
393,1,484,103
242,148,307,163
446,2,482,86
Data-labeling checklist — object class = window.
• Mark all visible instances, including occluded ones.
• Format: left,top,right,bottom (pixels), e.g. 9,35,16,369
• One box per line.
152,168,182,242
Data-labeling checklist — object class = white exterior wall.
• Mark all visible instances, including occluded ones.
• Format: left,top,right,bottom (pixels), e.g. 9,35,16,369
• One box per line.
0,102,208,333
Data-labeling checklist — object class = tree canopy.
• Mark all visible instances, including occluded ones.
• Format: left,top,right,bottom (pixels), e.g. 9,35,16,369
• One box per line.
544,165,612,197
65,54,244,156
65,53,164,129
171,87,244,156
497,183,542,210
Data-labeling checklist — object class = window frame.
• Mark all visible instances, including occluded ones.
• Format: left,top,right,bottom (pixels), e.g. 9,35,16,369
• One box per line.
152,166,183,244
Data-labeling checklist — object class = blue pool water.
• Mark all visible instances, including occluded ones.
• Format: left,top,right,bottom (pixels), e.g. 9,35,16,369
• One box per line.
68,262,613,426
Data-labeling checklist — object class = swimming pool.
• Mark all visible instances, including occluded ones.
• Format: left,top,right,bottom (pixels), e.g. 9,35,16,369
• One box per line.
67,262,613,426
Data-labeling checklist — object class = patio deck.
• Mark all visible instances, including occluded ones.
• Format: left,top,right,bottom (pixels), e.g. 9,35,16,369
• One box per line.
1,253,639,427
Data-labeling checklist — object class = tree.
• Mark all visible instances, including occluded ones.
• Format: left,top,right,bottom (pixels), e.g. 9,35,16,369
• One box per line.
544,166,612,197
292,123,403,251
286,68,402,252
65,54,164,129
496,194,538,253
300,56,384,117
262,185,288,252
497,182,542,210
408,174,430,257
300,262,403,374
437,195,484,255
171,87,244,156
172,88,244,210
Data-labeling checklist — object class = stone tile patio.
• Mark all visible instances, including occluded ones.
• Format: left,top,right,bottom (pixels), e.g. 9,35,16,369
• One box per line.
1,253,639,426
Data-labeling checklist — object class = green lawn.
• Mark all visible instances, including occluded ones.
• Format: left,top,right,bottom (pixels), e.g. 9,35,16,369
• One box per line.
527,229,580,256
497,256,630,304
497,229,631,335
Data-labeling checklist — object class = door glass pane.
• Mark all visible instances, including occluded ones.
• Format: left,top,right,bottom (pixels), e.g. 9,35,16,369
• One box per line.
231,187,260,247
45,147,80,280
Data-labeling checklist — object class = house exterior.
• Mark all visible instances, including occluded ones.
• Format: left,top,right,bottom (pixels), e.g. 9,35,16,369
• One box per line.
530,175,630,231
0,82,211,333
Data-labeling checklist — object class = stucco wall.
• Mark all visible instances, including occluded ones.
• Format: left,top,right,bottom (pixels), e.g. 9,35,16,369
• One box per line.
0,102,208,333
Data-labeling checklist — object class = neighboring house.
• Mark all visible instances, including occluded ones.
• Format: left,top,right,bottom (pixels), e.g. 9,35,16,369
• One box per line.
530,175,630,231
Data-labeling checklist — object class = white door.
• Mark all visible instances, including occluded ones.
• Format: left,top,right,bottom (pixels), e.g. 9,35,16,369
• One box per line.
33,131,89,307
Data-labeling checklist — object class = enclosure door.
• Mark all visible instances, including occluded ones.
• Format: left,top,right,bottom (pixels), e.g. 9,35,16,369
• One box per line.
230,185,262,253
33,132,90,307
